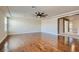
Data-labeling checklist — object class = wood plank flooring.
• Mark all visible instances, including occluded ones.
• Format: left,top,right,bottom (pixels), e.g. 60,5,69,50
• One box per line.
0,32,79,52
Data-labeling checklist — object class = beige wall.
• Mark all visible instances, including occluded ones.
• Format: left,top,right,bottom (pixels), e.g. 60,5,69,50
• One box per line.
72,17,79,34
0,10,7,43
8,17,41,35
68,15,79,34
41,18,58,35
8,17,58,35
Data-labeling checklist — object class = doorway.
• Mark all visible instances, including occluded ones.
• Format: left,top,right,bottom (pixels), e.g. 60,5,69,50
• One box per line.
58,17,70,44
58,17,70,34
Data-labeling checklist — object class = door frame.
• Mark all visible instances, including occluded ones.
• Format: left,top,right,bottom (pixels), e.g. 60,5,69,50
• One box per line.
58,17,70,34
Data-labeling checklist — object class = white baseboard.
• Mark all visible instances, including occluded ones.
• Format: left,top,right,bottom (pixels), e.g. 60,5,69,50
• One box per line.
41,32,58,35
0,34,7,44
8,32,41,35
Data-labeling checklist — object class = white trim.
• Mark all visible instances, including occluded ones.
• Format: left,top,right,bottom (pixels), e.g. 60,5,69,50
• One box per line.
0,34,7,44
52,10,79,18
8,32,41,35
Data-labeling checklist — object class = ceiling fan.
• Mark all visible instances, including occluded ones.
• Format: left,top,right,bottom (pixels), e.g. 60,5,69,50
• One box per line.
32,6,48,18
35,11,48,18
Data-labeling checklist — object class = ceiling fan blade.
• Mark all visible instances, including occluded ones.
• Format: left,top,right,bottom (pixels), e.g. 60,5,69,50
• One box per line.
42,14,48,17
34,11,48,18
40,12,43,15
45,14,48,16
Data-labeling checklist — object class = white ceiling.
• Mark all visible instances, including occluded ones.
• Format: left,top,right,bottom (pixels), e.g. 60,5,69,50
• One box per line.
7,6,79,18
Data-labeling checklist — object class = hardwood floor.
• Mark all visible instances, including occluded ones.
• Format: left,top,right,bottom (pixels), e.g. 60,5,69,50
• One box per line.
0,32,79,52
